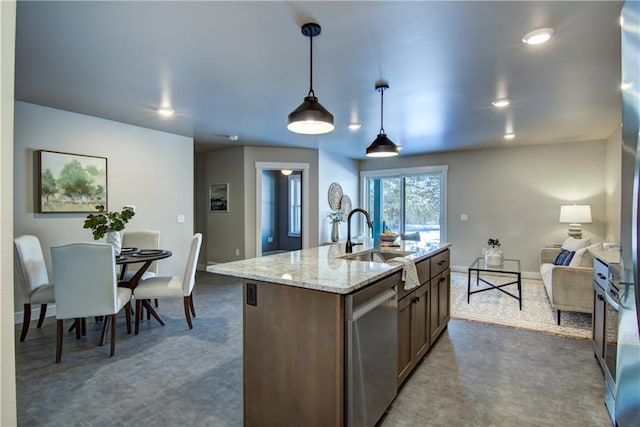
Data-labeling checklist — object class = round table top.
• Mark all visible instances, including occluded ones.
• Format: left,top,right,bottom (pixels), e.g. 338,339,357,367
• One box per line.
116,248,172,264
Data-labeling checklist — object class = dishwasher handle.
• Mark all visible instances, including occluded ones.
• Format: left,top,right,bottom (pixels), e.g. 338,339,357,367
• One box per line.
350,288,396,321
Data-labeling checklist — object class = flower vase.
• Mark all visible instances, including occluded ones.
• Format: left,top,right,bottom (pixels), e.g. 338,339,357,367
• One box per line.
106,231,122,256
331,222,340,243
484,246,503,267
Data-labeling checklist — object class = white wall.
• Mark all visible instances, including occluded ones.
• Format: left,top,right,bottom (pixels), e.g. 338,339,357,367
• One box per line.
605,129,622,243
318,149,359,243
1,1,17,424
13,102,195,309
360,140,611,273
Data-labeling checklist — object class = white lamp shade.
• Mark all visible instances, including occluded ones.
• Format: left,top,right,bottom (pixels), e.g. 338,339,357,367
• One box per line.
559,205,592,224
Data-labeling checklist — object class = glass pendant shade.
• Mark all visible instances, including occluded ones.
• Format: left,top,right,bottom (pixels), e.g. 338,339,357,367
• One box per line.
366,133,400,157
287,95,334,134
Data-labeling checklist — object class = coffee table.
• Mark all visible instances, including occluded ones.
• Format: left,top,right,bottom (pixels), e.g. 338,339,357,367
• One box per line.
467,257,522,310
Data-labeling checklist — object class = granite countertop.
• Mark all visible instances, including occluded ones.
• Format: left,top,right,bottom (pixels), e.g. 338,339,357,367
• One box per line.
208,240,451,294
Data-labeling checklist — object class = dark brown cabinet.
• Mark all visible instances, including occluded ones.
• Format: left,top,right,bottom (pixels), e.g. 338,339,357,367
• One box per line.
397,249,450,387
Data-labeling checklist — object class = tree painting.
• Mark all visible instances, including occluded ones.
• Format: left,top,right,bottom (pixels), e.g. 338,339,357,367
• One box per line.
38,150,107,213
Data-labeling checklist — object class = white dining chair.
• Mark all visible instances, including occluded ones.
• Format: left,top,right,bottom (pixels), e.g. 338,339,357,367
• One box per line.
121,229,160,280
51,242,132,363
133,233,202,334
14,235,55,342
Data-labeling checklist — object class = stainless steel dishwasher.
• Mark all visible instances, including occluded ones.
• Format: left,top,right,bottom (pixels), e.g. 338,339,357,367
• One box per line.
345,272,399,427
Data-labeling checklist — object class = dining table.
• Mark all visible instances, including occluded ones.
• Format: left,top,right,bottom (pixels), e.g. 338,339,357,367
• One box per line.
116,248,172,327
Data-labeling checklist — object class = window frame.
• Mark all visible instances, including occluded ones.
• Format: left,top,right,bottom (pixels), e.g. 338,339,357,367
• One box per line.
288,174,301,237
360,165,448,242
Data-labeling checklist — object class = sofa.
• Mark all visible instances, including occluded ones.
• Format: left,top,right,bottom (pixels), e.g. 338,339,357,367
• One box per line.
539,239,600,324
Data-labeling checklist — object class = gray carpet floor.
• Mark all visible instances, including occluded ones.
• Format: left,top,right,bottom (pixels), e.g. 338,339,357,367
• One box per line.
15,272,612,426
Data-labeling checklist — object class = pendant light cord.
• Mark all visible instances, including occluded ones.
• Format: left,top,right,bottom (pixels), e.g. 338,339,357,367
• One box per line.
308,33,315,97
379,86,385,133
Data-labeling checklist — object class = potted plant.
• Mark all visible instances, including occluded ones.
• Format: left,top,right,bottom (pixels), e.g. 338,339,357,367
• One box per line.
83,205,135,255
327,211,344,243
485,238,503,266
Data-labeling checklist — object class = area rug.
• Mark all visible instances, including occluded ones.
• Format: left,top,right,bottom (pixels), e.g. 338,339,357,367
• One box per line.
450,271,593,339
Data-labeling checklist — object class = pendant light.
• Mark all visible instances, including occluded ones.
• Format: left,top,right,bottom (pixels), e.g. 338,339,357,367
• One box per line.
366,81,399,157
287,23,334,135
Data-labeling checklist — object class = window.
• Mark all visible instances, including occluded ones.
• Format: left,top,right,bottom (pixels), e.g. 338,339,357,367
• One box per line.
288,174,301,236
362,166,447,243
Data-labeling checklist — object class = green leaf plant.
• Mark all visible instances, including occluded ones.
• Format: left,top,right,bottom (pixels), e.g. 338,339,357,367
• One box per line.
83,205,135,240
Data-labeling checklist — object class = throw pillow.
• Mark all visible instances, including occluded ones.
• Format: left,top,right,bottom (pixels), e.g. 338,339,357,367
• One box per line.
553,249,575,266
561,237,591,252
569,242,602,267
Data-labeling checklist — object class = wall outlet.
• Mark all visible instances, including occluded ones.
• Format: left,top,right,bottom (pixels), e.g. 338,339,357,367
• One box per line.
177,214,185,223
460,214,468,221
235,249,240,256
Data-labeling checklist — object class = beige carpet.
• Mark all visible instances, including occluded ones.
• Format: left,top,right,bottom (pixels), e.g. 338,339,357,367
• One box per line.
450,271,593,339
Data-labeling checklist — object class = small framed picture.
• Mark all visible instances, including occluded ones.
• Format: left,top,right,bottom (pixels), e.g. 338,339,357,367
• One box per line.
38,150,108,213
209,183,229,212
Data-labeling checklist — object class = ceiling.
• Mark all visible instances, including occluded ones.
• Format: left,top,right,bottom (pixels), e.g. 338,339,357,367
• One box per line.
14,1,623,160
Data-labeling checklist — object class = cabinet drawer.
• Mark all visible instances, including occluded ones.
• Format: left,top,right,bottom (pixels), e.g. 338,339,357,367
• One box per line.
431,249,450,278
594,258,608,290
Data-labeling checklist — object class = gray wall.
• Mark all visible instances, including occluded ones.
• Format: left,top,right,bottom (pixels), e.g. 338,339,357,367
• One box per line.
13,102,195,308
318,149,359,243
197,146,245,263
360,139,615,273
197,146,319,263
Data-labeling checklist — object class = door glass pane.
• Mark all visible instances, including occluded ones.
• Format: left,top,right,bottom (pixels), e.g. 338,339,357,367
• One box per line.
367,177,401,236
404,174,441,243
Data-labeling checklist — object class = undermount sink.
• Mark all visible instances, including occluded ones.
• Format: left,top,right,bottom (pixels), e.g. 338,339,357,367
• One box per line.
337,249,414,263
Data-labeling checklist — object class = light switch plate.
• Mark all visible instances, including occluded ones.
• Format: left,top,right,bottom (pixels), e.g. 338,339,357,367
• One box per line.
460,214,468,221
177,214,185,223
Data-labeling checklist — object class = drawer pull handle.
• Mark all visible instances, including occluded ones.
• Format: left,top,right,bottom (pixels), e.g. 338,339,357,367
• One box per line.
438,260,445,265
597,273,606,280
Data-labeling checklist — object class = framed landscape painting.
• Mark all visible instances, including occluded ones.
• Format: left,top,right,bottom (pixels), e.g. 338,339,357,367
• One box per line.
210,183,229,212
38,150,108,213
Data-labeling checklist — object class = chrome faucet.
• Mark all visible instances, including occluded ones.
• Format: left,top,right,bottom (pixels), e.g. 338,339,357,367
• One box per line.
346,208,373,253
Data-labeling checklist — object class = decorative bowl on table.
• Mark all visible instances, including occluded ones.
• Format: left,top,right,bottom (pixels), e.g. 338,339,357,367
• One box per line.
379,233,398,242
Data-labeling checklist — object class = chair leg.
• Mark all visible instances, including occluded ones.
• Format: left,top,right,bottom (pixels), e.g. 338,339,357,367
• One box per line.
557,310,561,325
189,296,196,318
183,296,193,329
110,314,116,357
81,318,87,336
20,303,32,342
135,299,142,335
74,319,82,340
125,302,132,335
154,298,159,308
56,319,64,363
37,303,47,328
99,316,109,346
146,300,151,320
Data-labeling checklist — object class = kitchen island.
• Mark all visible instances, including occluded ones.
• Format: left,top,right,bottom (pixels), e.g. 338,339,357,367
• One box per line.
209,240,451,427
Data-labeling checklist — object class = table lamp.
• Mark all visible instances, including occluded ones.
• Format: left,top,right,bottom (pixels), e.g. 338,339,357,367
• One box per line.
559,205,592,239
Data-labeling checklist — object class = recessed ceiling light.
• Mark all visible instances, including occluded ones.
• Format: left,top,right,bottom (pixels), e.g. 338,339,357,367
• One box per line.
522,28,554,45
228,135,239,141
504,133,516,140
348,123,362,131
157,107,175,117
491,98,511,108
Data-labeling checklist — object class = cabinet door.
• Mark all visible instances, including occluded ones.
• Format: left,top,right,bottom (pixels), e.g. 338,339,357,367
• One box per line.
397,295,413,385
413,283,430,361
439,269,450,325
430,279,440,342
